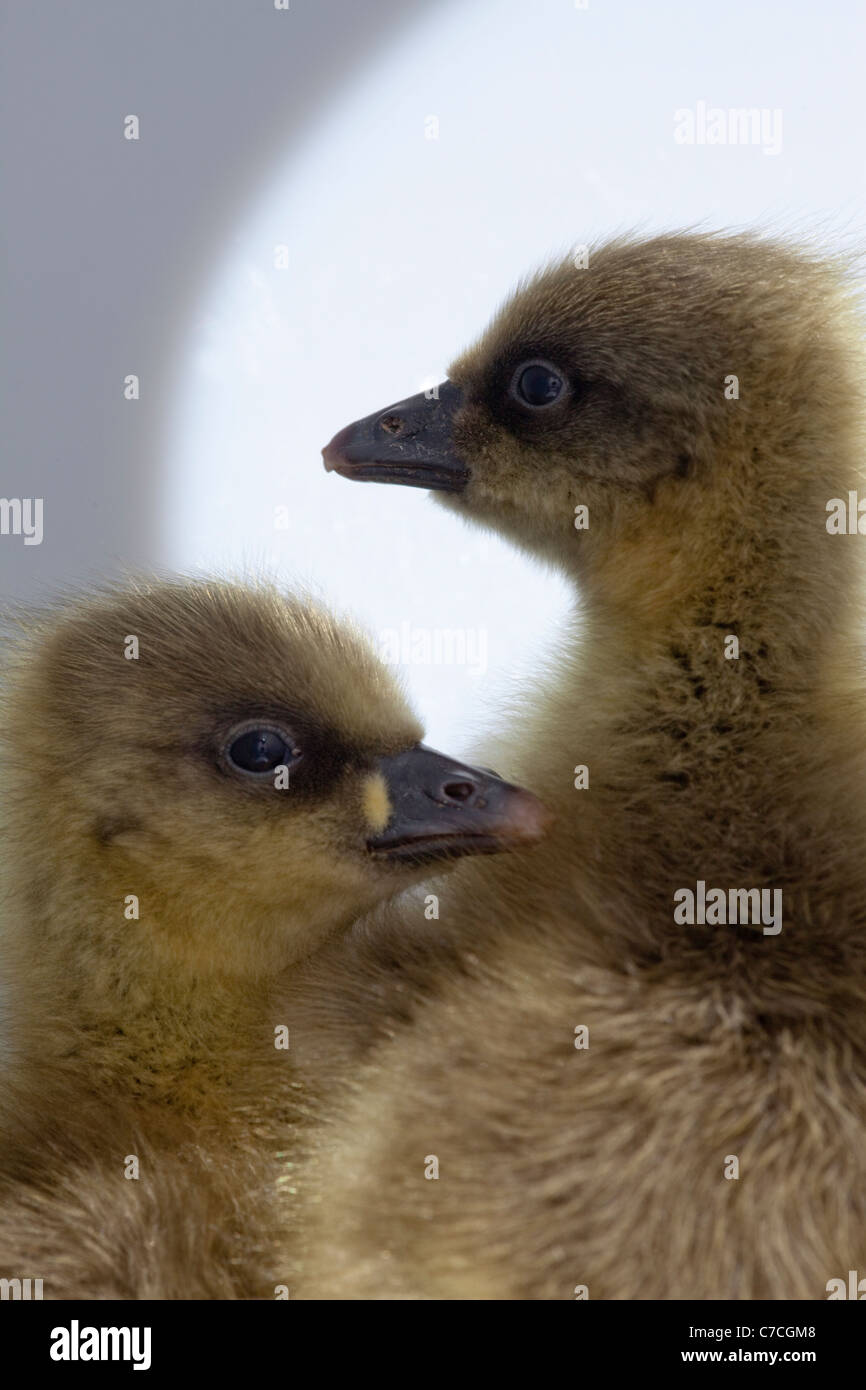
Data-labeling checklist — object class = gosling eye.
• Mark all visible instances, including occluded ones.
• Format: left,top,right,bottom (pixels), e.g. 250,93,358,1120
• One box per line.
225,724,302,776
510,359,567,409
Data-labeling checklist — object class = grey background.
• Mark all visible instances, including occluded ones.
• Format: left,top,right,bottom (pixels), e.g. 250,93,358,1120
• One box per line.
0,0,437,599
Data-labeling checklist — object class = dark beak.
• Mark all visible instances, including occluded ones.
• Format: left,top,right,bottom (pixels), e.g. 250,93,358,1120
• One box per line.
368,744,551,866
322,380,467,492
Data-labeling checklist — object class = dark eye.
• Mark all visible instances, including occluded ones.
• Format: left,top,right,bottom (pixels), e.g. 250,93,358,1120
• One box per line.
511,360,566,409
226,725,301,776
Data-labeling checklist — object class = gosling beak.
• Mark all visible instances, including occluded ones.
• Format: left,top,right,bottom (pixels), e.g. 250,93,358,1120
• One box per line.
368,744,552,866
322,380,467,492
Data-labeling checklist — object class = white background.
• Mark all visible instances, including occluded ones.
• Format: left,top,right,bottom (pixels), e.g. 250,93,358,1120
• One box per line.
4,0,865,754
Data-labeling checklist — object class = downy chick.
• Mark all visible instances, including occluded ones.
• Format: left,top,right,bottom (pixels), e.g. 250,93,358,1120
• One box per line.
0,577,548,1296
306,232,866,1298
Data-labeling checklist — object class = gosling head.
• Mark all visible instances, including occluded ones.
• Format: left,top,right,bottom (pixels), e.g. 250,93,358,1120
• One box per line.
325,233,864,626
1,581,549,979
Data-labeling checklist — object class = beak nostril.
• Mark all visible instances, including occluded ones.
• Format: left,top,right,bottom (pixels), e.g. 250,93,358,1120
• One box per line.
379,413,404,436
442,779,476,803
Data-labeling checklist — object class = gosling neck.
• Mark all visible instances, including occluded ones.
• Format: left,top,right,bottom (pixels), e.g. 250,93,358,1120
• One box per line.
3,849,327,1104
542,472,866,953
